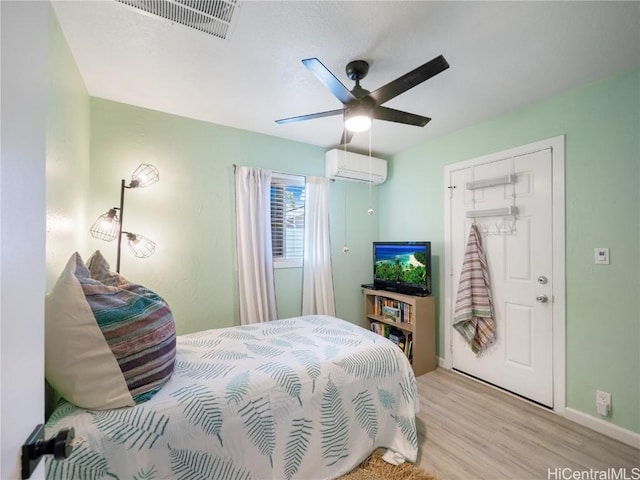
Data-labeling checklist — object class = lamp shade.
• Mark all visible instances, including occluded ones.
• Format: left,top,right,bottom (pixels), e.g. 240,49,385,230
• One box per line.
345,115,371,132
130,163,160,188
126,233,156,258
90,209,120,241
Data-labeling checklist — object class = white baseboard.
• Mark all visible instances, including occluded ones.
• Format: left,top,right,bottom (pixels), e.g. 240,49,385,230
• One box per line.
563,407,640,449
437,356,445,367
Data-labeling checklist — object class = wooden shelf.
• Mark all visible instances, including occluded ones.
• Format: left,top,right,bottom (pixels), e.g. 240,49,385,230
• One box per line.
363,288,436,376
365,314,414,333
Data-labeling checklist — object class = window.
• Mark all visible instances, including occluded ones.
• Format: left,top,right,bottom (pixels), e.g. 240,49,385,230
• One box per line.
271,173,305,268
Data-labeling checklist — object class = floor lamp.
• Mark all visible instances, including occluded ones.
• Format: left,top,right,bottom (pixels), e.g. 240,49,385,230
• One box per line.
89,163,159,273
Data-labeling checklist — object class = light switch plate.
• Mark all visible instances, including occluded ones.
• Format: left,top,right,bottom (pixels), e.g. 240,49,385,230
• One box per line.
594,248,609,265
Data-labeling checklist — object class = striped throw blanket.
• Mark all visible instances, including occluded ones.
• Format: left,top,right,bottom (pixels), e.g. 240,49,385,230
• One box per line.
453,224,496,354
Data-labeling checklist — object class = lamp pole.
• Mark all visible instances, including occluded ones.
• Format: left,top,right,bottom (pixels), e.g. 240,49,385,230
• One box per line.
116,179,126,273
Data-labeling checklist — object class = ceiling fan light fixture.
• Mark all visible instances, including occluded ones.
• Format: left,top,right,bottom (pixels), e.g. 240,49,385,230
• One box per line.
345,114,372,132
276,55,449,144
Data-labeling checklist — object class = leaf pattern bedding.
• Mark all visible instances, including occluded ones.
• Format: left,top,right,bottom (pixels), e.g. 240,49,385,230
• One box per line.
45,315,418,480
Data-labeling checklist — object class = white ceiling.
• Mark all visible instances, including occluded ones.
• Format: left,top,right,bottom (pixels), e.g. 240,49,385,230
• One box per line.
52,1,640,157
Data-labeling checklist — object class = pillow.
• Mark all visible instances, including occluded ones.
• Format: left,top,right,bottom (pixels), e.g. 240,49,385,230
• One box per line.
83,251,176,402
86,250,127,287
45,252,176,409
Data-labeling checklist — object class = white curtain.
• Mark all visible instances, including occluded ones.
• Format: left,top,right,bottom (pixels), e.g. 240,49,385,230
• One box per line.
234,166,277,324
302,176,336,316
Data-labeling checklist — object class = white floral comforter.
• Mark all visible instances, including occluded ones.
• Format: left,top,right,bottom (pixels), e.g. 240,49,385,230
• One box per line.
45,315,418,480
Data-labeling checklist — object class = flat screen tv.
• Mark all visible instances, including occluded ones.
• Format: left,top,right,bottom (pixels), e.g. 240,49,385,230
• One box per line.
373,241,431,296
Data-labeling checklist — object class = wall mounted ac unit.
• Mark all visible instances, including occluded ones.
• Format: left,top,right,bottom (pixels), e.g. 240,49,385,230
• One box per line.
325,149,387,184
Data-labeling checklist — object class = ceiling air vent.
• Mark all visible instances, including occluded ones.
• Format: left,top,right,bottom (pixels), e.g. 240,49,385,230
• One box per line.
115,0,242,40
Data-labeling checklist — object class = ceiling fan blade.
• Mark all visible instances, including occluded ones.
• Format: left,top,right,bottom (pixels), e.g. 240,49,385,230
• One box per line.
367,55,449,106
372,106,431,126
302,58,358,105
339,128,354,145
275,108,344,124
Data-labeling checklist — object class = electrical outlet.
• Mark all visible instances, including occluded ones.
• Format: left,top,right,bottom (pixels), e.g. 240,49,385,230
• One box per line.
596,390,611,416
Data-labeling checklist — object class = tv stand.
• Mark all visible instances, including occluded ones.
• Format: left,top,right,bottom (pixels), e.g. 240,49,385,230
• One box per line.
362,287,436,376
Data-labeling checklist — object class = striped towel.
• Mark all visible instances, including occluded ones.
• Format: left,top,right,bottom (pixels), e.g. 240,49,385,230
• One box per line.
453,224,496,354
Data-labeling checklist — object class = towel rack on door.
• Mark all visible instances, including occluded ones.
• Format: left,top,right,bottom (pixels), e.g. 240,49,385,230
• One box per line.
466,206,519,236
466,206,518,218
465,173,516,190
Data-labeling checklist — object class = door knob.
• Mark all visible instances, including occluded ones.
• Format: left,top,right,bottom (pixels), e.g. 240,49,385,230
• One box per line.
22,425,75,479
536,294,548,303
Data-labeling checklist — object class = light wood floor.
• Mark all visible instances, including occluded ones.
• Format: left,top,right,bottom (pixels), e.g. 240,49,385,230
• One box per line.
414,368,639,480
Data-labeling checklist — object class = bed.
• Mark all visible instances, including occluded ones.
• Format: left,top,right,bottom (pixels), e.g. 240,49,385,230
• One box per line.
45,314,418,480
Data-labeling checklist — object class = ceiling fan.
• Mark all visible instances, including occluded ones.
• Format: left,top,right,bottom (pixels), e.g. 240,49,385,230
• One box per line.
275,55,449,145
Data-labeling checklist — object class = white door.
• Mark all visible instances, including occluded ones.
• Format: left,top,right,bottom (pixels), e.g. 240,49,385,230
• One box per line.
449,148,554,407
1,2,48,478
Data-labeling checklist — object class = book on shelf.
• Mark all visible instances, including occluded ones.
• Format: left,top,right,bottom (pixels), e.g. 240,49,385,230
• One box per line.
402,302,413,324
371,321,393,339
382,305,401,322
370,322,382,335
405,335,413,361
374,295,413,324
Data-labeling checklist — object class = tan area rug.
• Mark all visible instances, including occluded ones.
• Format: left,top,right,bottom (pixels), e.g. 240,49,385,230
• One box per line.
338,449,437,480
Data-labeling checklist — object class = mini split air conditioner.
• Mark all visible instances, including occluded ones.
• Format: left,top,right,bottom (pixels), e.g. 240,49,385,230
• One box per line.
325,149,387,184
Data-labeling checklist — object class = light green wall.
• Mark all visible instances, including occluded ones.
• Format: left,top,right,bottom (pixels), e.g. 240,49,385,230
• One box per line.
46,6,90,291
330,180,380,329
45,2,91,419
88,99,378,335
381,69,640,433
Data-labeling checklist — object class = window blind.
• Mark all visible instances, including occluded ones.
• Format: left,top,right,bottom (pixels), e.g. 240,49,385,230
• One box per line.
270,174,305,267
